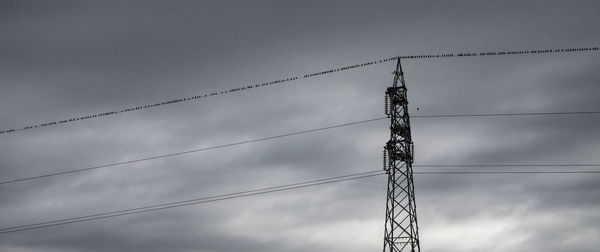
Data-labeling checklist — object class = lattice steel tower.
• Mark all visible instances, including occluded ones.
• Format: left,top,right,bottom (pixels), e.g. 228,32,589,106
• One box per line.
382,59,421,252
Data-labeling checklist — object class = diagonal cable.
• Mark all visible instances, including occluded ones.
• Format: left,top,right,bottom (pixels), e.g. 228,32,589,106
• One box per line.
1,46,597,135
0,117,387,185
0,170,385,235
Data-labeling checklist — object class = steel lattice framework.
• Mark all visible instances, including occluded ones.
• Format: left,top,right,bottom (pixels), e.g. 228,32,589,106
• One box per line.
382,59,421,252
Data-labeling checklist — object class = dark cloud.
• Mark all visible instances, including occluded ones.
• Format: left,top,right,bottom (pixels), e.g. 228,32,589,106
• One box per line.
1,0,599,251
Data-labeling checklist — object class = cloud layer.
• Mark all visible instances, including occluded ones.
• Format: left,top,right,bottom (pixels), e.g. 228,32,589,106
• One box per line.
1,1,599,251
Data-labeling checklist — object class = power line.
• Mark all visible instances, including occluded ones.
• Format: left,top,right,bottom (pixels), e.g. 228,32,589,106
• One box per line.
0,170,385,235
0,117,388,185
413,111,600,118
1,46,597,135
3,111,600,185
416,171,600,174
2,168,599,235
414,164,600,167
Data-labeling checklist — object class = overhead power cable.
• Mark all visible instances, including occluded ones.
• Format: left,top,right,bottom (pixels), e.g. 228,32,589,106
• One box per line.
416,171,600,174
3,111,600,185
0,117,388,185
414,164,600,167
1,46,597,135
0,170,385,235
2,168,599,235
413,111,600,118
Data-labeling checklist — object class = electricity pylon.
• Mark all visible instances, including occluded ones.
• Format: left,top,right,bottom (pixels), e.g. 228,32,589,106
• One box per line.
382,59,421,252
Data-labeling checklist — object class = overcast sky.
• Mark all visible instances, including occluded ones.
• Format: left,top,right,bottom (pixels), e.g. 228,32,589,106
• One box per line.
1,1,599,251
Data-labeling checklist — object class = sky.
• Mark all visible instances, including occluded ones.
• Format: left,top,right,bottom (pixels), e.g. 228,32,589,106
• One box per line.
0,0,599,251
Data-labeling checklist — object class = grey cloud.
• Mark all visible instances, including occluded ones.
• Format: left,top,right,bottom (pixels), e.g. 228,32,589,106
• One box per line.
1,0,600,251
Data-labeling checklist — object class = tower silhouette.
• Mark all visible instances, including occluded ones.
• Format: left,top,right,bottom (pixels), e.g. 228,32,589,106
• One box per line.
382,59,421,252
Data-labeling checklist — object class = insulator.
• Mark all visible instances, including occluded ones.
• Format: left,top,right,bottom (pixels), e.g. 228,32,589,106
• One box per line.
411,142,415,163
383,148,388,172
384,95,389,116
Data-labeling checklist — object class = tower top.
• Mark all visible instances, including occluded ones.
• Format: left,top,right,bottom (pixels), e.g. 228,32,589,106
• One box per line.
392,59,406,89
